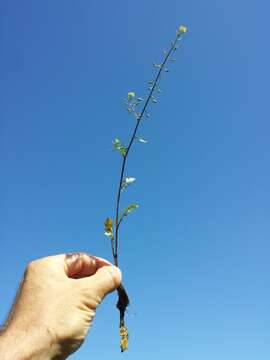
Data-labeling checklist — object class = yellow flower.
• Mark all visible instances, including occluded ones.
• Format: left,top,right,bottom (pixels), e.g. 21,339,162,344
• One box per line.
128,92,136,98
178,25,187,34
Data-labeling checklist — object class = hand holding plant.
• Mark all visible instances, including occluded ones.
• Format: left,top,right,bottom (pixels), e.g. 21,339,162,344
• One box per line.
104,25,187,352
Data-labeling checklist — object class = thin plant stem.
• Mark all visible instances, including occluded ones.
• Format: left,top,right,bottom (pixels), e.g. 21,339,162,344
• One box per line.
106,26,187,352
113,34,181,267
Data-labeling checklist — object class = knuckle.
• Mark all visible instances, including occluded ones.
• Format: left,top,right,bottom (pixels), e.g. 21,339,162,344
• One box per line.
104,266,121,290
25,258,47,277
26,259,39,272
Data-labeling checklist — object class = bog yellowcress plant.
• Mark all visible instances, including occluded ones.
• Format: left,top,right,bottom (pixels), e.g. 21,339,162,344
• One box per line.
104,25,187,352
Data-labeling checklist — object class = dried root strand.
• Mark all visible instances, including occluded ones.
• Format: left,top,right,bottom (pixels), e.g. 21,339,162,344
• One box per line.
117,284,130,352
119,324,129,352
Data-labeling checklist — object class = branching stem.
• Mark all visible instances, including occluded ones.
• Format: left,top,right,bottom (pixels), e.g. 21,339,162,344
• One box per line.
105,27,187,351
112,34,181,267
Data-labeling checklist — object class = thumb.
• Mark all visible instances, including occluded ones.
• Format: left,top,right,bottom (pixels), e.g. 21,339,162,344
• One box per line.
79,265,122,300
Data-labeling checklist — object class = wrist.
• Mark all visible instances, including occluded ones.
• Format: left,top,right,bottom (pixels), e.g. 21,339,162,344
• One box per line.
0,324,64,360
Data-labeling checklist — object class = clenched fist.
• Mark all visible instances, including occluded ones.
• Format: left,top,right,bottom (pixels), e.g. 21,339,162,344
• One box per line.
0,253,122,359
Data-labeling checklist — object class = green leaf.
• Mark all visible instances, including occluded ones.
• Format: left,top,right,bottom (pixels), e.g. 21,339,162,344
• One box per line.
113,138,122,150
122,204,139,217
112,138,127,157
120,147,127,156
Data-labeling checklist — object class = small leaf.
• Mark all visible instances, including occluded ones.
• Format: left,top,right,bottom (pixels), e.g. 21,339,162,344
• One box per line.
112,138,127,157
163,50,167,55
120,147,127,156
151,96,158,103
134,112,141,120
145,112,150,118
121,204,139,218
137,97,144,102
104,217,113,227
121,177,136,191
104,217,114,239
152,62,161,69
164,68,170,72
126,177,136,184
136,136,148,143
113,138,122,150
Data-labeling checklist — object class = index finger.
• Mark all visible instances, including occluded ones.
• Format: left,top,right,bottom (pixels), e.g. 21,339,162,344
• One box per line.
65,252,113,279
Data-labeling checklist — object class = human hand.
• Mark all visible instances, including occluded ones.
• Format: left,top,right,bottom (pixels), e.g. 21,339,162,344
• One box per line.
0,253,121,360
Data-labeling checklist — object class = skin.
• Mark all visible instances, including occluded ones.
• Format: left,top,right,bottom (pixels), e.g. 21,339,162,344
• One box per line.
0,253,122,360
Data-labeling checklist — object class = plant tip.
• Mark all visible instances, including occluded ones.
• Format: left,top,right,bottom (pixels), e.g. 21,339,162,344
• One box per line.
178,25,187,34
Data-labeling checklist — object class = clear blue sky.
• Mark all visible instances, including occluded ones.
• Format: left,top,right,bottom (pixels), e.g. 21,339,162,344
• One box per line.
1,0,270,359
